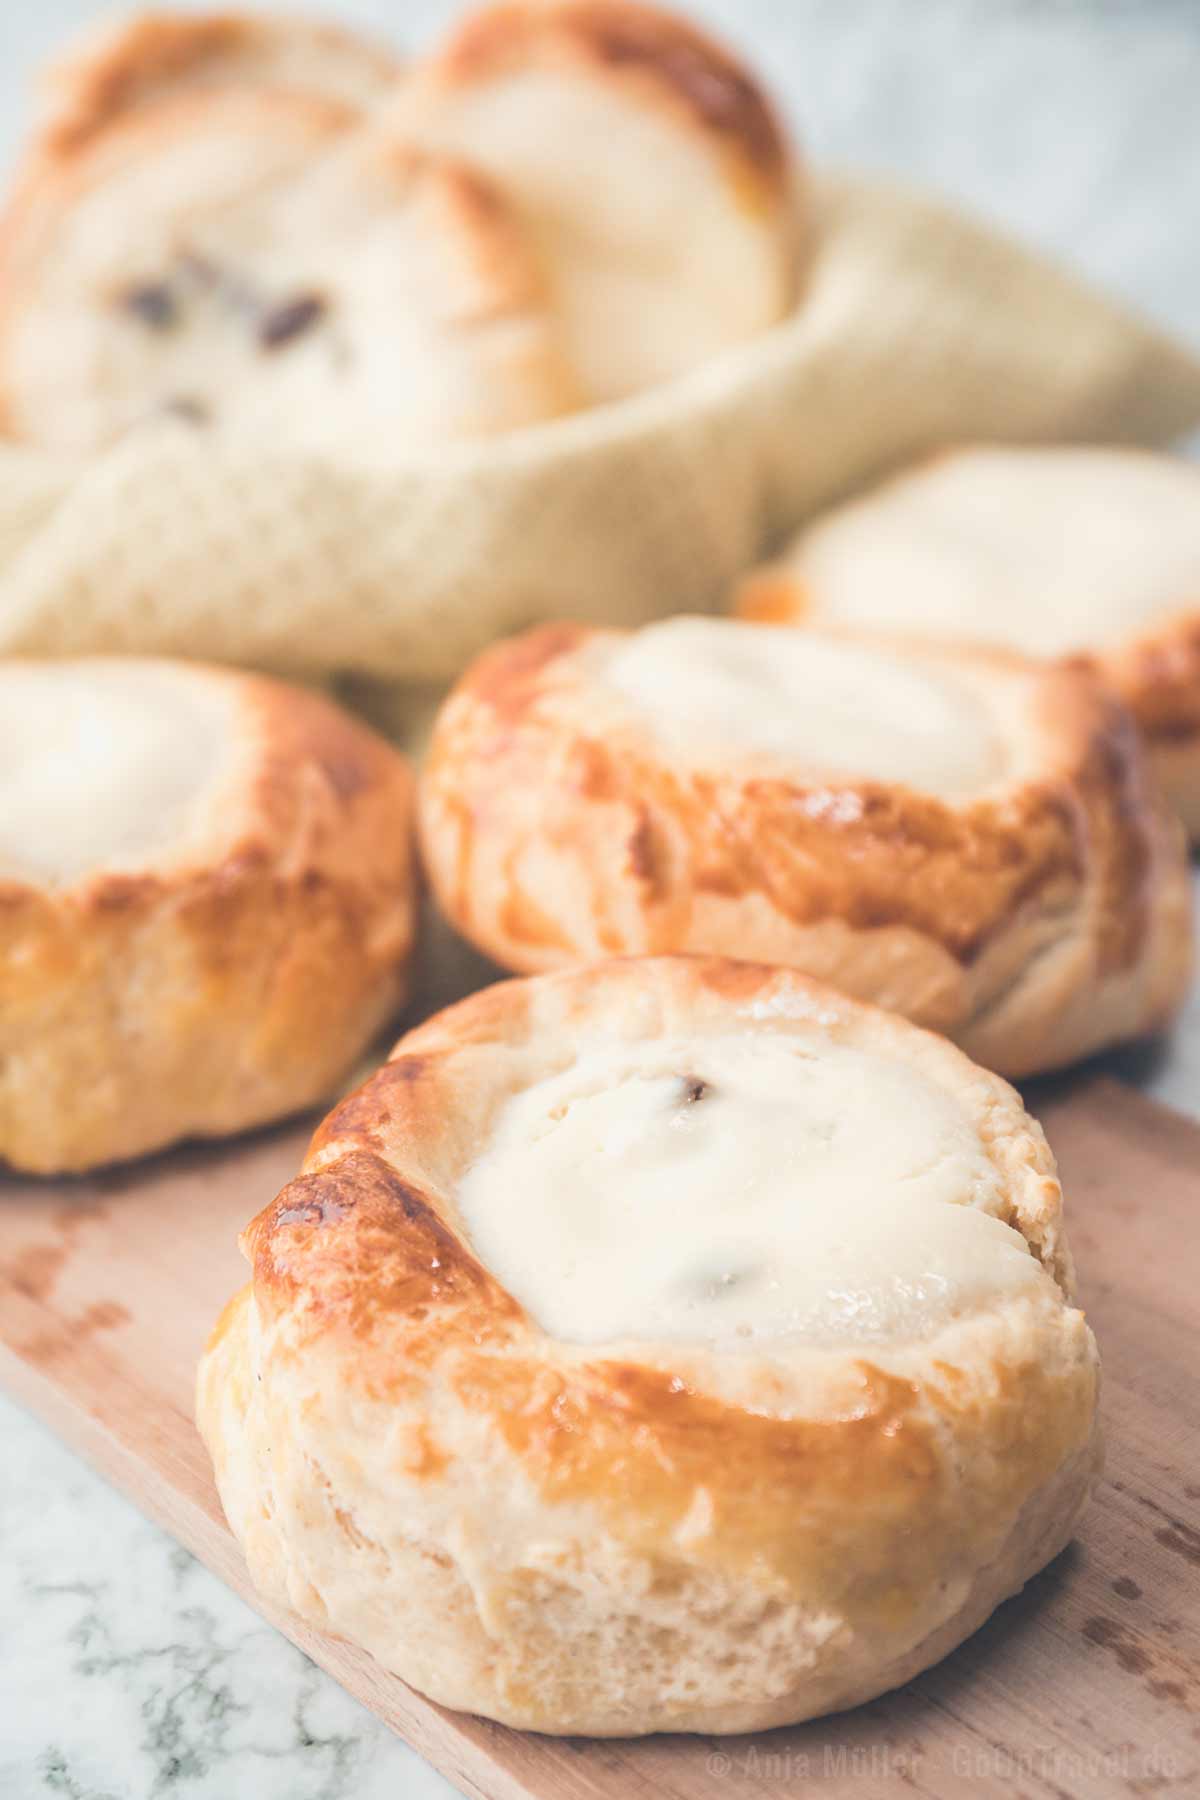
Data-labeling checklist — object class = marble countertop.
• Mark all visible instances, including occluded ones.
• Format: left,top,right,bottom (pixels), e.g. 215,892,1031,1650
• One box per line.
2,2,1199,1796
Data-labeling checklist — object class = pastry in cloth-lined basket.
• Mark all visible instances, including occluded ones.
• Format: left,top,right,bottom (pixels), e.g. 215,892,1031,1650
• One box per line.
419,616,1192,1077
197,956,1101,1735
736,446,1200,840
0,13,576,452
0,659,415,1175
2,18,1199,686
32,9,403,149
393,0,803,402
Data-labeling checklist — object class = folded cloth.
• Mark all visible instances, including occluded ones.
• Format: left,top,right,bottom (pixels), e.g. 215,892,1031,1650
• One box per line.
1,173,1198,684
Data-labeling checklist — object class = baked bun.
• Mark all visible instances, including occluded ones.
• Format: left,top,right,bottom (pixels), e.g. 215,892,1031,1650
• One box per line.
0,20,575,451
736,446,1200,839
419,616,1192,1077
34,10,403,152
395,0,801,402
0,659,415,1174
197,956,1101,1735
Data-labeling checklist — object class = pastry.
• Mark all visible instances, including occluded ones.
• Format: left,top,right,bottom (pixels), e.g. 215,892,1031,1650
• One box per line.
394,0,802,402
33,9,403,152
0,15,576,451
197,955,1102,1735
736,446,1200,838
419,616,1192,1076
0,658,415,1174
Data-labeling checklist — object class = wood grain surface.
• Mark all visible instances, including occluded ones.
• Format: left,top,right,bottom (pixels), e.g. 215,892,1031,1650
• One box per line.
0,1075,1196,1799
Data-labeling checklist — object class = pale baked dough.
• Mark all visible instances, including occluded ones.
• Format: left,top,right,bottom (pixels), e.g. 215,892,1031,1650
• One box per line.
0,15,575,452
0,658,416,1174
736,447,1200,839
197,956,1102,1735
393,0,802,402
33,10,404,150
419,616,1193,1077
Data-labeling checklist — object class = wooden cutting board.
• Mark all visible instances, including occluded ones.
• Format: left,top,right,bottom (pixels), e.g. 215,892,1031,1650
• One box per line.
1,1074,1196,1800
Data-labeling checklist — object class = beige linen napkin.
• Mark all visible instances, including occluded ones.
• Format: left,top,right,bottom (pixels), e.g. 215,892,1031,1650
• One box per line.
1,172,1198,686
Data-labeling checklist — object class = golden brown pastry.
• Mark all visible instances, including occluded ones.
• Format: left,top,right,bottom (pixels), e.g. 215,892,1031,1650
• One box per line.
419,616,1192,1077
0,658,415,1174
0,12,575,451
394,0,802,402
197,956,1101,1735
736,446,1200,839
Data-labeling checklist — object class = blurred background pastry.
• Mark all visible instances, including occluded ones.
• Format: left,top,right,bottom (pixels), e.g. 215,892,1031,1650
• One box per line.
737,446,1200,839
0,11,576,452
34,9,403,146
393,0,802,402
0,0,801,454
0,5,1195,689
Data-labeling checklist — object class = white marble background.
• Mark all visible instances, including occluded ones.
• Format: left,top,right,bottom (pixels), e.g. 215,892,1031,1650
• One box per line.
2,3,1198,1796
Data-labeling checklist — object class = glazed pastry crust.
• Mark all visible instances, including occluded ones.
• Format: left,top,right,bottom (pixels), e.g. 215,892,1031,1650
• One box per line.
0,662,416,1174
1069,618,1200,841
740,567,1200,842
197,957,1101,1736
419,622,1192,1077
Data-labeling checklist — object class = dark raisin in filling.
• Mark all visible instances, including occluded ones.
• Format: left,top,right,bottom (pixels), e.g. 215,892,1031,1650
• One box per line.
161,396,210,425
121,282,177,329
258,292,327,350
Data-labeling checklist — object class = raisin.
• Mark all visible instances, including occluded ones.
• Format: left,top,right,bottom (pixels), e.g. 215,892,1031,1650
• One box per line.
161,396,209,425
122,282,177,329
258,292,326,350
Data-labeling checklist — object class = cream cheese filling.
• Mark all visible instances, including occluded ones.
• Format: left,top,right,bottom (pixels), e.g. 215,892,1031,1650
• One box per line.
0,662,237,885
605,617,1004,798
457,1033,1044,1348
797,447,1200,656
